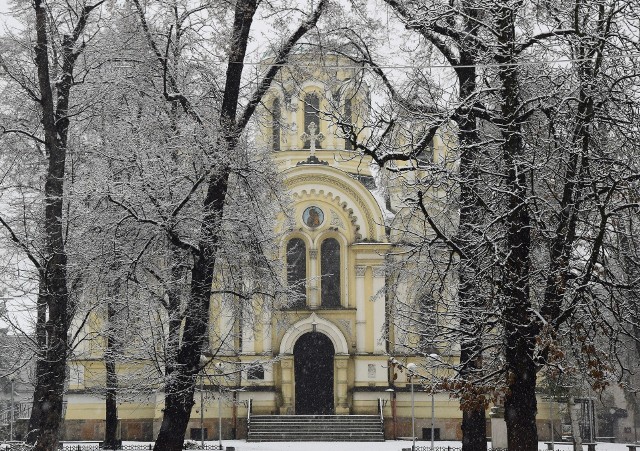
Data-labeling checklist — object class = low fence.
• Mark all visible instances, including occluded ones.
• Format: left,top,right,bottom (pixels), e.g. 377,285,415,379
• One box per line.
1,444,224,451
404,447,508,451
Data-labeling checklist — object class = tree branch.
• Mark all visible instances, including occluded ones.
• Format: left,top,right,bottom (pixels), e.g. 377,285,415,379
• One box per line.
236,0,328,132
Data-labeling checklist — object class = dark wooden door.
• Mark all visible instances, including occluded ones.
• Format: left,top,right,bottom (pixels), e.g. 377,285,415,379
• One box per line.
294,332,335,415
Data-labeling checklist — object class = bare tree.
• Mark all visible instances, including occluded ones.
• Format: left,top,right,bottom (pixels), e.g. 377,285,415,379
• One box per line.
0,1,106,449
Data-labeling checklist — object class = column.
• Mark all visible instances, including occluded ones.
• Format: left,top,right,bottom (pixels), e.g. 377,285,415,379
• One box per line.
372,265,386,354
355,265,367,353
309,249,319,308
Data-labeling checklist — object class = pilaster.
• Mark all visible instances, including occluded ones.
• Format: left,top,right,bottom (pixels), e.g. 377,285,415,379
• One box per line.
372,265,386,353
335,355,350,414
279,356,294,414
355,265,367,353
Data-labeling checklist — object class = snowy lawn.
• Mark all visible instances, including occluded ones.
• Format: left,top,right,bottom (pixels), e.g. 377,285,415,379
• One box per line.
112,441,637,451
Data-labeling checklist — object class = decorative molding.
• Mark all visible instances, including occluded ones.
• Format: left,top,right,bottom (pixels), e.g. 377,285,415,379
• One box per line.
279,312,350,355
286,174,375,240
355,265,367,278
309,249,318,260
336,318,352,336
283,216,296,231
372,266,385,278
330,210,345,229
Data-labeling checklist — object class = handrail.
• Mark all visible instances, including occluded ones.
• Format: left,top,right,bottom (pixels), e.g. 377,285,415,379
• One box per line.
247,398,252,425
378,398,384,423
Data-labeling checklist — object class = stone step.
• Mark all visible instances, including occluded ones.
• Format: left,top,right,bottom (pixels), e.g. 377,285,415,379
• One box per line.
248,414,384,442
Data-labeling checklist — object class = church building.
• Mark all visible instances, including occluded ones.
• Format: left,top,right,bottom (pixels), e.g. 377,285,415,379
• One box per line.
60,53,560,443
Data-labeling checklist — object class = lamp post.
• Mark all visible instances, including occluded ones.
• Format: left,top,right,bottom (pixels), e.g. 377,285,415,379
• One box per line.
200,374,205,449
10,377,15,441
407,363,417,451
428,353,440,449
215,362,225,450
431,379,435,448
199,354,211,448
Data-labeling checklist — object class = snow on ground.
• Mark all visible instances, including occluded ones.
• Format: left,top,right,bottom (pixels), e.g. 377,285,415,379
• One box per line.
114,441,637,451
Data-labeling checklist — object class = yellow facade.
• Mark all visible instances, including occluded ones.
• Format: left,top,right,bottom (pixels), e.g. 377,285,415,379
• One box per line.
63,53,562,443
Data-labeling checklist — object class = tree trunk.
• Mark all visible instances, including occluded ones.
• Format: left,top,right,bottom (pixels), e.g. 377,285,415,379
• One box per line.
27,2,99,449
150,1,326,448
104,300,119,450
457,63,487,451
494,3,537,449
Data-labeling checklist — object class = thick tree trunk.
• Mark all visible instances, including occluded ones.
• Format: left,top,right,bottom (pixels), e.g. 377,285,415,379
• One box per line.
153,4,257,449
104,300,119,450
457,64,487,451
28,2,99,449
26,286,47,444
494,3,537,450
29,3,70,450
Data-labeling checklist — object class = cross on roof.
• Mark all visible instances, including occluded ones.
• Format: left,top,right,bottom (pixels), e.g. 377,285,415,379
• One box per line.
301,122,324,158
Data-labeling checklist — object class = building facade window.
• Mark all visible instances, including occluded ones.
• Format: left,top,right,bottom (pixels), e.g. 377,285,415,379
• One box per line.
320,238,341,307
417,295,438,351
272,98,281,151
247,365,265,380
286,238,307,308
416,137,434,166
303,92,321,149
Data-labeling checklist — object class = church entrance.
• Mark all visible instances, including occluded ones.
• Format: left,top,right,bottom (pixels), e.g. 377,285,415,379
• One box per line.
293,332,335,415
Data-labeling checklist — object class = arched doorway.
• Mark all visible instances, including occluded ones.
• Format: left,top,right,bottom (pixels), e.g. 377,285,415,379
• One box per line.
293,332,335,414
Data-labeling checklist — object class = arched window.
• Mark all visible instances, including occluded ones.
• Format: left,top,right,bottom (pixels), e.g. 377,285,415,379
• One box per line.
286,238,306,308
303,93,321,149
272,98,281,151
320,238,341,307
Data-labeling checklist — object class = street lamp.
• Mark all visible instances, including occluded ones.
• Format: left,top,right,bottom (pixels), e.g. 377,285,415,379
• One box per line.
10,377,15,441
215,362,225,450
406,363,417,451
427,353,440,450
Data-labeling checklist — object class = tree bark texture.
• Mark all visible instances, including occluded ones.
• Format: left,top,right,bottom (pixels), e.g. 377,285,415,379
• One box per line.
494,3,537,449
104,300,119,449
457,63,487,451
27,2,100,450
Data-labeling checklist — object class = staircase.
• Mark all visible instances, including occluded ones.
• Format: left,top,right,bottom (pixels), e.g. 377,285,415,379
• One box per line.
247,415,385,442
